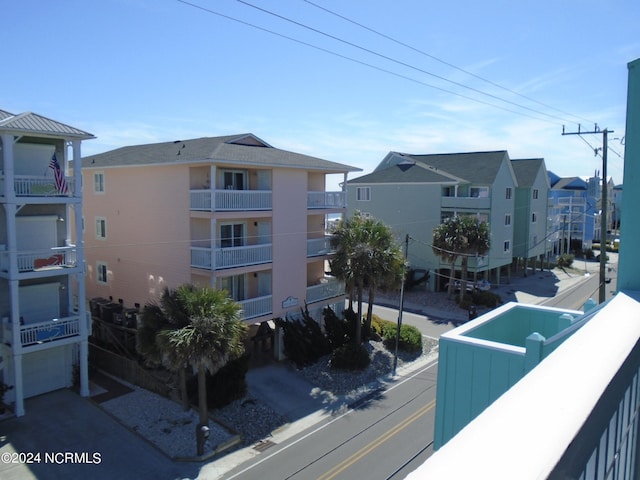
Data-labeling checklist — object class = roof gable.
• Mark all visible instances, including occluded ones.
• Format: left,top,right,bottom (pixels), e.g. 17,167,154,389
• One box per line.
511,158,548,188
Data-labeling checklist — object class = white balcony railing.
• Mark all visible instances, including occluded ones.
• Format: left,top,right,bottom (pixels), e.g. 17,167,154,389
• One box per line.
306,279,345,304
3,316,81,347
190,189,272,211
409,291,640,480
307,236,336,257
307,191,346,209
239,295,273,320
0,246,77,273
0,175,74,197
191,244,272,270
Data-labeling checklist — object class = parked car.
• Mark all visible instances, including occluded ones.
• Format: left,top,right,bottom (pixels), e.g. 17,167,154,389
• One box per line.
475,279,491,291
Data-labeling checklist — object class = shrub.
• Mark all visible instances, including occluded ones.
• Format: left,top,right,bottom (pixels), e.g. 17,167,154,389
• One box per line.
275,308,331,368
472,290,502,308
370,314,422,354
323,307,350,349
187,353,249,409
330,343,371,371
557,253,574,268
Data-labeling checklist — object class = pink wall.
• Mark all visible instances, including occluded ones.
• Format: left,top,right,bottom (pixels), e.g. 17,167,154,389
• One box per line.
83,165,191,307
271,168,308,318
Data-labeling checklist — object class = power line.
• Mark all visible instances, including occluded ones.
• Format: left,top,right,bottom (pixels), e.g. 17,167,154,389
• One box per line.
176,0,577,126
237,0,574,126
301,0,595,126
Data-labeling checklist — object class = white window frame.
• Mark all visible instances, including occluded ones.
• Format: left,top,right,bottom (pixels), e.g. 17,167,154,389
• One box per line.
505,214,512,226
532,212,538,223
356,187,371,201
94,172,105,194
97,262,108,285
505,187,512,200
95,217,107,240
219,222,245,248
504,240,511,253
533,188,539,200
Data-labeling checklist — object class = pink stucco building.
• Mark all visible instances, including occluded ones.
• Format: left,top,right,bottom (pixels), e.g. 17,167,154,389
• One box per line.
81,134,359,357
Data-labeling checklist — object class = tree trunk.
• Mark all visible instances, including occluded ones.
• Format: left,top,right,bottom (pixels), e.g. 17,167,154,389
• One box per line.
447,260,456,298
197,365,208,427
364,287,375,339
180,367,189,411
355,283,363,344
459,256,469,303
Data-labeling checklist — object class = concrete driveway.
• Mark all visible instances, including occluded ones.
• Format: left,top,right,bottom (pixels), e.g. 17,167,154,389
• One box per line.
0,389,199,480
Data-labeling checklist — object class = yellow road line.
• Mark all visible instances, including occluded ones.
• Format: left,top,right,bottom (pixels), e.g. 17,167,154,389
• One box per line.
317,399,436,480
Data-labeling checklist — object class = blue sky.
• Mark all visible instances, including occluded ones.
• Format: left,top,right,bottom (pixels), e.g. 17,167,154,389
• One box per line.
3,0,639,189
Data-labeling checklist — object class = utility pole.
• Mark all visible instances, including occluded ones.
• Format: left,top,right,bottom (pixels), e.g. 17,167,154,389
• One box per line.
562,125,612,303
393,233,410,377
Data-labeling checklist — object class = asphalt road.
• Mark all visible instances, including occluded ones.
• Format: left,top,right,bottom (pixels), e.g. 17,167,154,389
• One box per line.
222,361,439,480
541,262,618,310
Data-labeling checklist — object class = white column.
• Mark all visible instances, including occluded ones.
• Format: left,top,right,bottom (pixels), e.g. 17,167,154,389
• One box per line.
72,140,89,397
1,134,15,201
210,218,216,271
210,165,216,211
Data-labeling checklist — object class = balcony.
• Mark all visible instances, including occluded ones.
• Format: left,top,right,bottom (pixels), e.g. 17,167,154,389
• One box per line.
306,279,345,304
0,246,77,277
0,175,74,197
239,295,273,321
191,244,272,270
307,191,346,209
409,291,640,480
190,189,272,211
2,315,81,349
441,194,491,210
307,236,337,257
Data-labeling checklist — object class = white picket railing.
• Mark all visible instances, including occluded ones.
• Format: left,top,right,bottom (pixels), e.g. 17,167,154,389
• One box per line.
190,189,272,211
191,244,272,270
239,295,273,320
306,279,345,304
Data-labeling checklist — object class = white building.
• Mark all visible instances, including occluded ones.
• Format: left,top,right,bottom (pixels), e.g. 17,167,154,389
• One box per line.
0,110,94,416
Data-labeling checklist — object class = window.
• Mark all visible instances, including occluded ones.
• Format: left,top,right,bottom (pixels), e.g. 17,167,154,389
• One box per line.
532,212,537,223
505,214,512,226
470,187,489,198
97,262,108,285
533,189,539,200
95,217,106,239
504,240,510,253
222,170,246,190
220,223,244,248
505,187,512,200
219,274,245,301
94,172,105,193
356,187,371,201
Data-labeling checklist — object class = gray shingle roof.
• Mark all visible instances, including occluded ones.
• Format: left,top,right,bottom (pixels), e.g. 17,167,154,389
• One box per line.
82,134,360,173
0,110,94,139
405,151,508,185
511,158,545,188
348,161,461,184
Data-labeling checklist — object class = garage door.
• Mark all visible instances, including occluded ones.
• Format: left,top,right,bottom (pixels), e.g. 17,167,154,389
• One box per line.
22,347,71,398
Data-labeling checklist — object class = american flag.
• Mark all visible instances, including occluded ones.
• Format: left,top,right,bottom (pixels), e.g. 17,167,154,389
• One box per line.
49,153,69,194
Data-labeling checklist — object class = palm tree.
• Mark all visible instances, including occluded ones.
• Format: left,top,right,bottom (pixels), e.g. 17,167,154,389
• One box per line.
330,213,405,343
457,216,491,301
138,287,192,409
432,216,490,301
157,285,246,427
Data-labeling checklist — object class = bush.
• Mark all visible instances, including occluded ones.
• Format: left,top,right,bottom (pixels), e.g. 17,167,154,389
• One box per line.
323,307,350,349
187,353,249,409
472,290,502,308
275,308,331,368
370,314,422,354
330,343,371,371
557,253,574,268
